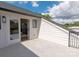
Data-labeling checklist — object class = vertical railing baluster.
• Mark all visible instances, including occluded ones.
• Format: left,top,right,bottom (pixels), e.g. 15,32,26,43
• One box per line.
69,30,79,48
73,34,76,47
68,31,70,47
77,34,78,48
76,33,77,48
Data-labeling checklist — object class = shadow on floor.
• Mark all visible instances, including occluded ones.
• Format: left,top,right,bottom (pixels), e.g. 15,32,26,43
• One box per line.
0,43,38,57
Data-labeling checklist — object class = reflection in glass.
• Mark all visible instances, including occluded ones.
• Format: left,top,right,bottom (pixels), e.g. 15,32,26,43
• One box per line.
10,19,19,40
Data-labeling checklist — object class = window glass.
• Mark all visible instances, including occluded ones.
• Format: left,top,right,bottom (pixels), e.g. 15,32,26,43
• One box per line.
10,19,19,40
32,20,37,28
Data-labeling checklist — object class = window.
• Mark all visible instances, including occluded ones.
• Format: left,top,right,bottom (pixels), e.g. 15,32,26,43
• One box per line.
10,20,19,34
32,20,37,28
10,19,19,40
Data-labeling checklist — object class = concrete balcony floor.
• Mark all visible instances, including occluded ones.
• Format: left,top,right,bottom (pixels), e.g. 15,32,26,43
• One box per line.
0,38,79,57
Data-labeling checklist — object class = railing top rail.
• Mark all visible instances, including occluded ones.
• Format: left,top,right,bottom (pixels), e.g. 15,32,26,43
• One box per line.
69,29,79,35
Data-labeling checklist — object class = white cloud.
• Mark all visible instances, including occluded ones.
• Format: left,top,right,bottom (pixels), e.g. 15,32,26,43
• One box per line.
18,1,28,4
47,1,79,19
68,1,79,15
8,1,39,7
7,1,16,3
31,1,39,7
7,1,28,4
18,1,39,7
19,1,23,4
47,1,70,17
43,1,79,23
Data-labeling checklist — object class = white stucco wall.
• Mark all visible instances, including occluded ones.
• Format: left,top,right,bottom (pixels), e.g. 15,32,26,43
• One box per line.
0,15,9,48
39,19,69,46
0,10,41,48
30,19,41,39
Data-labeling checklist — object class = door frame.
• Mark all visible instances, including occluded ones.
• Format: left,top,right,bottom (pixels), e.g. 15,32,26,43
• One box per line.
20,18,30,41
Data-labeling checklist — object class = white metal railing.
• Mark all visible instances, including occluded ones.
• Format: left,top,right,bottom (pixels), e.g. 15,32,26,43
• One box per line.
68,30,79,48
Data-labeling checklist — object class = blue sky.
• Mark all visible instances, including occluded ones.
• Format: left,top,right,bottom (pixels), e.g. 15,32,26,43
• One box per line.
5,1,61,14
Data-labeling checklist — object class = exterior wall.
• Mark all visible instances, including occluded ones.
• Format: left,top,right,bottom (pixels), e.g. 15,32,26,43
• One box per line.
39,19,69,46
30,19,41,39
0,15,9,48
0,10,41,48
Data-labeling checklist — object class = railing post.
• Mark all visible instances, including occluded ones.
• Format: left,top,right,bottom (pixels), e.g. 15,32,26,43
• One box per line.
77,33,79,48
68,31,70,47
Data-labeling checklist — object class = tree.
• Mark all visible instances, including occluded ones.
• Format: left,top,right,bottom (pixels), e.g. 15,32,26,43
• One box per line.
64,21,79,28
42,14,52,21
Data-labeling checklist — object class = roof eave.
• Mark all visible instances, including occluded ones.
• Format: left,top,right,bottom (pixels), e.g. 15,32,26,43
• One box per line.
0,2,42,18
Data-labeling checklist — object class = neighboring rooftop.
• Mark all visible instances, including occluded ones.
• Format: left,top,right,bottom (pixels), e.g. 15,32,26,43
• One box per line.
0,2,42,18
